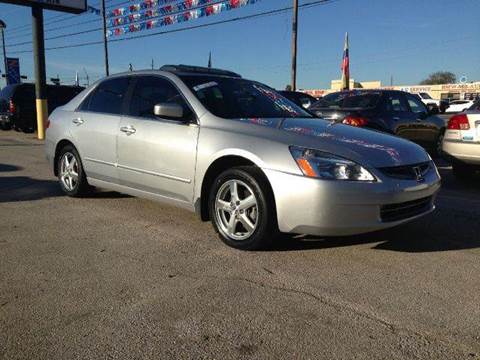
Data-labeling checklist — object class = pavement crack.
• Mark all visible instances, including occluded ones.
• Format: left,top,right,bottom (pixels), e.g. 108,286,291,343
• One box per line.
176,271,476,354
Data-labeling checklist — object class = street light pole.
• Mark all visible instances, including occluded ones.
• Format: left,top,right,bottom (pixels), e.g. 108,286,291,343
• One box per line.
290,0,298,91
32,5,47,140
100,0,110,76
0,20,7,86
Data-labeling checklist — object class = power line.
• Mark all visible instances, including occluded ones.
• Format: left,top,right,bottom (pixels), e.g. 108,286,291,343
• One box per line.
5,0,117,37
9,0,251,46
8,0,337,54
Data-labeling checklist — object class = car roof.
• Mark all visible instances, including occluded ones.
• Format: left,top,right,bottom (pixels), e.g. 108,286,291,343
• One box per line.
326,89,410,96
109,65,242,80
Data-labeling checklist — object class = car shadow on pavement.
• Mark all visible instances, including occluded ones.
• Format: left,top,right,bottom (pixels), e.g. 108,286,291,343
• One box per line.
82,190,131,199
0,163,23,172
0,176,130,203
270,212,480,253
0,176,64,203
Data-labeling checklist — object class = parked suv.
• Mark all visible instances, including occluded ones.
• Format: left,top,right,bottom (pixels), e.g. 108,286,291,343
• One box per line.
45,65,440,250
309,90,446,155
0,83,84,131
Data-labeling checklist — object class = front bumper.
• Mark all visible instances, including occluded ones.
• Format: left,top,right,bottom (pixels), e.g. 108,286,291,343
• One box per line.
443,140,480,165
263,167,441,236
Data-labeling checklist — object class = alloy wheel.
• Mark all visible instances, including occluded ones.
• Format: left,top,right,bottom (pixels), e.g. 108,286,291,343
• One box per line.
60,152,79,192
214,179,258,241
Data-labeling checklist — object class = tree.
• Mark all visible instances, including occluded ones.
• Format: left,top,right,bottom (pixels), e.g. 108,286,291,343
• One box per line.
285,85,292,91
420,71,456,85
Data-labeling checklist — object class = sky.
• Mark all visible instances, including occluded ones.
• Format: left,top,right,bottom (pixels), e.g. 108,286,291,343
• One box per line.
0,0,479,90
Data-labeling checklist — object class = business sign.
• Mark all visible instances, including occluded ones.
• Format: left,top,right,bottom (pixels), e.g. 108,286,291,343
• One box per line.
6,57,20,85
0,0,86,13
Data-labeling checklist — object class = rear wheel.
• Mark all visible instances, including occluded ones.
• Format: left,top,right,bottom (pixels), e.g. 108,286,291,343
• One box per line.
57,145,91,197
435,130,445,157
209,167,277,250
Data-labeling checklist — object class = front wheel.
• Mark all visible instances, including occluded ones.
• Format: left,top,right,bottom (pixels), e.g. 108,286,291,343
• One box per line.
57,145,91,197
209,167,277,250
0,122,11,130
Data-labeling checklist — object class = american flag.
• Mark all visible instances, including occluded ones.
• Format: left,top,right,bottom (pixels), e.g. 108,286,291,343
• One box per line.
341,32,350,90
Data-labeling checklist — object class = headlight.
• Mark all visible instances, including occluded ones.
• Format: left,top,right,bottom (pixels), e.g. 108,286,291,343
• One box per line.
289,146,376,181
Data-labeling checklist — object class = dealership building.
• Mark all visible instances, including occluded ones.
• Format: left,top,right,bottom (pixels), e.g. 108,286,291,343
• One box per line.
303,79,480,101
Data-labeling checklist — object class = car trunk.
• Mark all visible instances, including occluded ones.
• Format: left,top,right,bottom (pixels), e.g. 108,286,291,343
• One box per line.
445,112,480,143
465,113,480,142
311,107,374,123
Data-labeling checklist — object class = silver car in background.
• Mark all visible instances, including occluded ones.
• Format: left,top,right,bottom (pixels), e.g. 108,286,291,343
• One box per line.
45,65,441,250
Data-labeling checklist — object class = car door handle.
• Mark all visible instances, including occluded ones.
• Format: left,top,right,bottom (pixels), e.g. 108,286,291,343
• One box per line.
120,125,136,135
393,117,400,121
72,117,84,125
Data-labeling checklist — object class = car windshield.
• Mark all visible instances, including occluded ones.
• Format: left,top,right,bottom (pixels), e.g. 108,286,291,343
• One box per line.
419,92,432,99
312,91,381,109
180,75,312,119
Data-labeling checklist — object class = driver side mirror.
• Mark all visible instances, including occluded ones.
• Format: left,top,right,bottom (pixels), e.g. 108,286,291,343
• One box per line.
154,103,184,120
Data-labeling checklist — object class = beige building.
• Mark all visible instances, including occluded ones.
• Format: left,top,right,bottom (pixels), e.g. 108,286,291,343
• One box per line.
303,80,480,101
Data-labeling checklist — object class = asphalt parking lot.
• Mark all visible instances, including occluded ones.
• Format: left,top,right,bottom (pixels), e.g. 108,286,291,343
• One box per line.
1,131,479,360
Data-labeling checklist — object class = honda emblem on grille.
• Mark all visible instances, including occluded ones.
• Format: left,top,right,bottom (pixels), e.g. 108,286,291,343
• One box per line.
413,166,425,182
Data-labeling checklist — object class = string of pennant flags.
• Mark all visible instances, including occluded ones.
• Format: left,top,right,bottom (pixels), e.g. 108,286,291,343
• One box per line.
108,0,185,18
105,0,260,37
108,0,230,27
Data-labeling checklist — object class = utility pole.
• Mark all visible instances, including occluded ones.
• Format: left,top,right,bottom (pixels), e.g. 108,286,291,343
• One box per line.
0,20,7,86
32,5,47,140
100,0,109,76
290,0,299,91
83,68,89,86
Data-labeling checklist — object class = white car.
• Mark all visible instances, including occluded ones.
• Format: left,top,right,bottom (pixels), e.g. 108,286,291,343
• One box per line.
445,100,475,113
414,92,441,108
443,111,480,178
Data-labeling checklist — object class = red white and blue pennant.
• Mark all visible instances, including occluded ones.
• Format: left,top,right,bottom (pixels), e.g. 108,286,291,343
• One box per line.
106,0,259,37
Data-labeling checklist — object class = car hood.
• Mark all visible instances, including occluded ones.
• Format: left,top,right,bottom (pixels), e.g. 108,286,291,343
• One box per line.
234,117,430,168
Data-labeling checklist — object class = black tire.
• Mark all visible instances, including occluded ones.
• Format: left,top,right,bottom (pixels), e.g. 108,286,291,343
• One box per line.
208,166,277,250
56,144,91,197
0,122,12,130
452,160,475,180
22,127,35,134
435,130,445,158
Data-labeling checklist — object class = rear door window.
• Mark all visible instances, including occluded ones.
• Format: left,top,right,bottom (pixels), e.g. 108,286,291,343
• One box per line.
406,94,428,114
384,93,409,112
81,77,131,115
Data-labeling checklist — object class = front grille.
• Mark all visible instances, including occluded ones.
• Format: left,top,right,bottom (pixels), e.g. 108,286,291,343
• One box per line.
380,196,433,222
378,161,431,181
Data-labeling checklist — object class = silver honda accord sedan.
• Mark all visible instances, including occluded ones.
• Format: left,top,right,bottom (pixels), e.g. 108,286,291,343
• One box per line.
45,65,441,250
